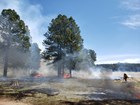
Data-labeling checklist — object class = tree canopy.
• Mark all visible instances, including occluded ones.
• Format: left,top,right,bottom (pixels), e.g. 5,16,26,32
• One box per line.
1,9,30,50
43,14,83,62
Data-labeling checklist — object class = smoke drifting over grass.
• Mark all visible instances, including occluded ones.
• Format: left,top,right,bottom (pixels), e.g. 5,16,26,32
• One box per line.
72,64,113,79
38,59,57,77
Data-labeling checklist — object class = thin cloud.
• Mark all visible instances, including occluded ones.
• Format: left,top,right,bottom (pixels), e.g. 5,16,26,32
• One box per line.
120,0,140,29
121,0,140,10
121,15,140,29
0,0,56,50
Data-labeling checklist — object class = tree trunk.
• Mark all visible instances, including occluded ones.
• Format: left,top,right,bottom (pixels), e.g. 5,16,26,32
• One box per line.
57,46,64,78
69,47,73,78
69,69,72,78
62,57,65,77
3,46,9,77
57,60,62,77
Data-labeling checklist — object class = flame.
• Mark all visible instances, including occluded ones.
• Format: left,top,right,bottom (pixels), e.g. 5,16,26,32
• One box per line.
135,93,140,99
34,73,44,78
31,72,44,78
63,74,70,79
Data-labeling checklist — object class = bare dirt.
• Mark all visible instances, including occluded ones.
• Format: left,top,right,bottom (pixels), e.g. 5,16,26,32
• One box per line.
0,98,31,105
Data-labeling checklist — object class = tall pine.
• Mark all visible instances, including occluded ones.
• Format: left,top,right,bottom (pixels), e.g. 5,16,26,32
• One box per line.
43,14,83,77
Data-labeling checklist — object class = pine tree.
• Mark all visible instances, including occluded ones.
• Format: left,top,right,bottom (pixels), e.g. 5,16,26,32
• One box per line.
0,9,31,77
43,14,83,77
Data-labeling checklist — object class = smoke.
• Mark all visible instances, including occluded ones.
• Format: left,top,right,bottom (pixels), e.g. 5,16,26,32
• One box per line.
0,47,29,77
62,51,138,100
0,43,41,77
0,46,138,100
62,48,112,79
72,67,112,79
0,0,56,50
38,59,57,77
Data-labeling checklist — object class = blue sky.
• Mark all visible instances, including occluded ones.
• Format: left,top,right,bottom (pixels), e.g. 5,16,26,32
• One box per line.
0,0,140,64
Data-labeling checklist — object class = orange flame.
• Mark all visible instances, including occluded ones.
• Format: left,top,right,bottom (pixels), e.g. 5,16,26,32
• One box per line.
63,74,70,79
135,93,140,99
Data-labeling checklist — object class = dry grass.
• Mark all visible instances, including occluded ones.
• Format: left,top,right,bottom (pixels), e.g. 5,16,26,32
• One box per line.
0,71,140,105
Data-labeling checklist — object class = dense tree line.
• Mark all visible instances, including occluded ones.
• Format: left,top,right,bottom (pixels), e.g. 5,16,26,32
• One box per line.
96,63,140,72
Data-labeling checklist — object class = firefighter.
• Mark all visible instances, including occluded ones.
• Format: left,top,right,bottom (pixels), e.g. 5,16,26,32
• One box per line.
123,73,128,82
10,79,19,87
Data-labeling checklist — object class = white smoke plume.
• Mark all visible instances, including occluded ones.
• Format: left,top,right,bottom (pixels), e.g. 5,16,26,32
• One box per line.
0,0,56,51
